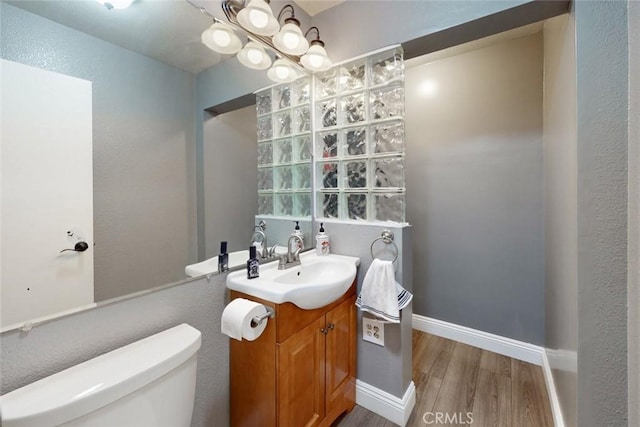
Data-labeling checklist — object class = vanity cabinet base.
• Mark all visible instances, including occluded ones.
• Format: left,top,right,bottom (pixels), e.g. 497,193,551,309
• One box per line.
230,283,356,427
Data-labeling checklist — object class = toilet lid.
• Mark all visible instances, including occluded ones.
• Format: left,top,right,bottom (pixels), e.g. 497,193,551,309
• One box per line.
0,324,201,427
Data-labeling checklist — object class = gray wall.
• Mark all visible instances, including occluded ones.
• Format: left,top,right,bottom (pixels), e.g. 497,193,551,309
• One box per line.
1,1,634,426
543,12,577,426
0,3,197,301
628,1,639,426
0,274,230,427
326,222,413,399
195,0,534,109
203,106,258,257
405,33,545,344
576,1,629,426
303,0,524,64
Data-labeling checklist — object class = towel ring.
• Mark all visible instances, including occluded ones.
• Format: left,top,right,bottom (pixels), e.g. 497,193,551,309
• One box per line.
370,230,399,263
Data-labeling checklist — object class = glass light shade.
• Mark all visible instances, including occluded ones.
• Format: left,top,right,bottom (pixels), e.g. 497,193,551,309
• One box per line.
249,9,268,28
237,0,279,36
96,0,134,9
273,22,309,55
201,23,242,55
267,59,298,83
301,44,332,71
237,42,272,70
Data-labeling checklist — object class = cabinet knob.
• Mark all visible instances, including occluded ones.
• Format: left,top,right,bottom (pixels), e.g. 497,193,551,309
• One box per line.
320,328,328,335
327,323,335,330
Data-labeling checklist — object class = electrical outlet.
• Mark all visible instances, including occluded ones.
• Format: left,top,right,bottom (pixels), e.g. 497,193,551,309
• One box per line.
362,317,385,347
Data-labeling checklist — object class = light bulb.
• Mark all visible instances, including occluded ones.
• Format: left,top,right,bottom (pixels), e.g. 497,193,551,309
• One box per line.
249,9,269,28
247,48,263,65
268,59,296,82
301,44,331,71
212,30,231,47
275,65,290,80
282,32,299,50
308,53,323,68
97,0,133,9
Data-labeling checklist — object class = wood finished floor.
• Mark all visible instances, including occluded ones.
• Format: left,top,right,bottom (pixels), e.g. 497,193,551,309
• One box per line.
335,330,553,427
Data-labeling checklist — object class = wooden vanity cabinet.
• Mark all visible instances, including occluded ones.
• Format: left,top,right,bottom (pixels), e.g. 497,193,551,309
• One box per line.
230,282,356,427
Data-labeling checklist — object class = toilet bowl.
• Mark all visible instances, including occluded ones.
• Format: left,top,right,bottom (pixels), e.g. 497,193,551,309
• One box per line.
0,323,202,427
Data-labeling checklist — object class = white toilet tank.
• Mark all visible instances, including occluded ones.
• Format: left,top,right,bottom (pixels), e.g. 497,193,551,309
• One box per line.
0,323,202,427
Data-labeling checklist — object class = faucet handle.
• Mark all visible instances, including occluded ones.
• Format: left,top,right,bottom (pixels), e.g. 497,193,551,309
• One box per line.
267,245,278,257
277,254,287,268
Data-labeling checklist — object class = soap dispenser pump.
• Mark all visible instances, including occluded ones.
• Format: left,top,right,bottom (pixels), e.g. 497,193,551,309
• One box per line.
315,223,330,255
290,221,304,252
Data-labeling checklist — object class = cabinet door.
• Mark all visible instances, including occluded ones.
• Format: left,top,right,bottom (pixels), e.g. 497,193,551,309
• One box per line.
278,317,326,427
325,297,356,411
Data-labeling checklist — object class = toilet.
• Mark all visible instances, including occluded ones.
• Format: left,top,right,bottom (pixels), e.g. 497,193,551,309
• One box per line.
0,323,202,427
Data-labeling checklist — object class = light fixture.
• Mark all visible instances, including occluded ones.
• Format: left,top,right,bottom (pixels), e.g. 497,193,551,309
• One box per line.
96,0,134,10
267,59,298,83
236,0,280,36
300,27,332,72
237,41,272,70
272,5,309,56
201,22,243,54
199,1,334,82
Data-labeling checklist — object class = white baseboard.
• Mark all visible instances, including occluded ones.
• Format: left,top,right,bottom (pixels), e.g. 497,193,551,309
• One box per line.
412,314,543,365
541,350,566,427
546,348,577,374
356,380,416,426
412,314,565,427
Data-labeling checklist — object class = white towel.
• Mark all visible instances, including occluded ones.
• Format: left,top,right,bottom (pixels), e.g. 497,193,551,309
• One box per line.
355,259,413,323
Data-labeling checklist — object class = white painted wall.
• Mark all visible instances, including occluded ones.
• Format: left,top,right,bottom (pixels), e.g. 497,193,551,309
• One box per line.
1,59,94,328
543,12,578,426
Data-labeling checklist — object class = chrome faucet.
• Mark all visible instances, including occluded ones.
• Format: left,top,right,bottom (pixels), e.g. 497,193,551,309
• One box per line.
279,234,303,270
250,228,268,259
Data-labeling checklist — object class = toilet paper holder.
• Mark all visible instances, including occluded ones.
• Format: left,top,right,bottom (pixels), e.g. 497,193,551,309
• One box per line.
250,305,275,328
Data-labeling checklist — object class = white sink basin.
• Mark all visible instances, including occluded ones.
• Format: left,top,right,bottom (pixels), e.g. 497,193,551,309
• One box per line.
226,252,360,309
185,247,288,278
185,250,249,278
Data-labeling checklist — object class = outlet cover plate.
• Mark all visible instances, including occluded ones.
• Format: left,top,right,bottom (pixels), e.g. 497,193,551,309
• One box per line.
362,317,385,346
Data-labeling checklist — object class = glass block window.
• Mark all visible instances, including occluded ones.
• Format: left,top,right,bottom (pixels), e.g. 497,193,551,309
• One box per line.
256,76,312,218
315,47,406,222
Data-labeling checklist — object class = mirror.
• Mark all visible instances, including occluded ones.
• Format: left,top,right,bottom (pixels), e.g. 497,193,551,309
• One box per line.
0,0,312,330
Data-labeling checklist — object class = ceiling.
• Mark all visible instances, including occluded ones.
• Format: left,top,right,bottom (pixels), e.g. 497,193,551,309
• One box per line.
5,0,222,74
5,0,346,74
292,0,345,16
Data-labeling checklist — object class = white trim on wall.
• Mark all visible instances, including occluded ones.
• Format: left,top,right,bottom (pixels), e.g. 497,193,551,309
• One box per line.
356,380,416,427
412,314,565,427
542,350,567,427
412,314,543,365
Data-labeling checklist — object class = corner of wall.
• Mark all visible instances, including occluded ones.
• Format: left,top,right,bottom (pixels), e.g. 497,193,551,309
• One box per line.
327,221,412,402
627,1,640,425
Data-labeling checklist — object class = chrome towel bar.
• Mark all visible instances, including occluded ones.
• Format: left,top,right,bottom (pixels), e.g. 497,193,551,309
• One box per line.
369,230,398,263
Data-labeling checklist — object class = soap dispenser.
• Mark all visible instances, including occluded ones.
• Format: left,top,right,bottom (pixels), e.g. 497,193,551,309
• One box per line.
316,223,330,255
218,241,229,273
290,221,304,252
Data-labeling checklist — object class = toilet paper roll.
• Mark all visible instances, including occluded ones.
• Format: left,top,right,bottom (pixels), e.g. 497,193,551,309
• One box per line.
221,298,268,341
